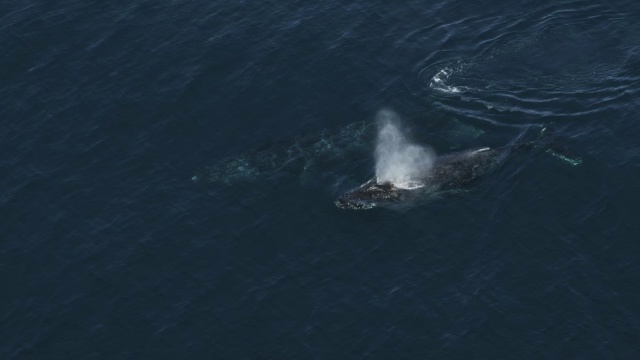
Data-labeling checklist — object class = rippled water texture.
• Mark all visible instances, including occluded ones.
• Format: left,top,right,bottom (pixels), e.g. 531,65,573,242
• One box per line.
2,0,639,358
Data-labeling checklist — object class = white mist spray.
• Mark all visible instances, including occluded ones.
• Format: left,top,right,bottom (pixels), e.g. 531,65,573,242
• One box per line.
374,110,435,189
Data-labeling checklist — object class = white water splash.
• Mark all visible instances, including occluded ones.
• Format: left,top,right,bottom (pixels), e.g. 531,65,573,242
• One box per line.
430,68,462,94
374,110,435,189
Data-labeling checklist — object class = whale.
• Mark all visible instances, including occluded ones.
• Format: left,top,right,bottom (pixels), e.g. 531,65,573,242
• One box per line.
335,146,508,210
192,121,373,185
334,135,580,210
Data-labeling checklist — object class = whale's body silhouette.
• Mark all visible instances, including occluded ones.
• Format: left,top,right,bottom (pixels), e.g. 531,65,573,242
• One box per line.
335,145,512,210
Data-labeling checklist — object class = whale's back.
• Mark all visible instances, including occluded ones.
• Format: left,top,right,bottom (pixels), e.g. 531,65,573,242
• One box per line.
424,146,508,190
335,145,513,210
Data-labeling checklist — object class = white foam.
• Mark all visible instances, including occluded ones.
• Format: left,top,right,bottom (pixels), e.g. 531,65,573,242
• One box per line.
430,68,462,94
392,180,426,190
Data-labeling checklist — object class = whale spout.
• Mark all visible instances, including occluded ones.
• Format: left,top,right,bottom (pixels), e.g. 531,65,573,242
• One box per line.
374,109,435,186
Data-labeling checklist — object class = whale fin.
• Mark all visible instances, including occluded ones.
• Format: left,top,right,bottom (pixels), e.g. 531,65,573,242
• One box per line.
538,125,583,166
545,145,583,166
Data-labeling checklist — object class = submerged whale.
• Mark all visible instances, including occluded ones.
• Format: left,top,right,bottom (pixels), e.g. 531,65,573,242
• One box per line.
335,135,580,210
192,121,373,185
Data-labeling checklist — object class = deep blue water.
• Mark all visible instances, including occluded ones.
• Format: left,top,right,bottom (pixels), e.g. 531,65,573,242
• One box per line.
2,0,640,358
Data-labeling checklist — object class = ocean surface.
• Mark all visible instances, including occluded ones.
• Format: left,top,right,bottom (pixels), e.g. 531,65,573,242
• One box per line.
2,0,639,358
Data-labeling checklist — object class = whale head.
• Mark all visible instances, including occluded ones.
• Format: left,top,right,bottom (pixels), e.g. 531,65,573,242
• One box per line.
335,179,404,210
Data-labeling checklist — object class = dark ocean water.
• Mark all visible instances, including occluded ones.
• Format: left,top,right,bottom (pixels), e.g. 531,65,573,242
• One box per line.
2,0,640,358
